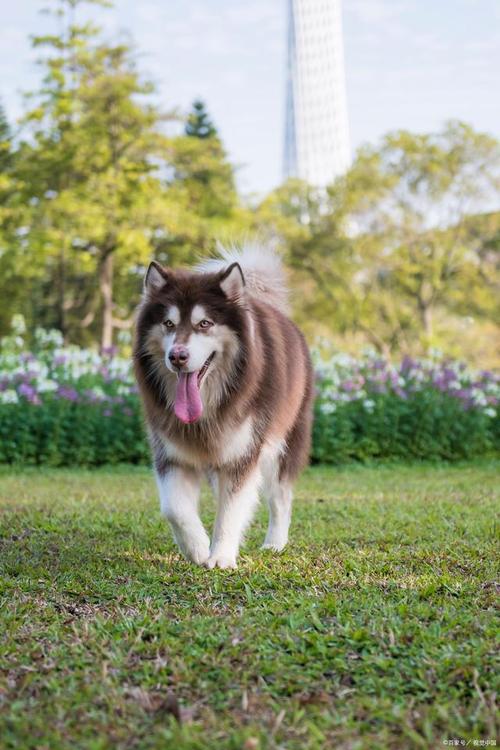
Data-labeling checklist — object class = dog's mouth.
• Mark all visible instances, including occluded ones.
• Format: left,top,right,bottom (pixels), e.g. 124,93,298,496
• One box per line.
197,351,215,387
174,352,215,424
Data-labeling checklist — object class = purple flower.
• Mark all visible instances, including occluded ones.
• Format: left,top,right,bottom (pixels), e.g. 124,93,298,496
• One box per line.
20,353,36,364
400,355,415,374
393,387,407,399
102,346,118,357
342,380,355,392
57,386,79,402
18,383,41,405
103,409,112,417
18,383,35,399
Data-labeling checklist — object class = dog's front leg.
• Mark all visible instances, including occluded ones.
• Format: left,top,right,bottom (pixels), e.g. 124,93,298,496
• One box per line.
156,466,210,565
206,469,261,569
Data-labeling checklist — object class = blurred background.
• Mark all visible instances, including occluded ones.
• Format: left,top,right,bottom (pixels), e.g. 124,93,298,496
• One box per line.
0,0,498,363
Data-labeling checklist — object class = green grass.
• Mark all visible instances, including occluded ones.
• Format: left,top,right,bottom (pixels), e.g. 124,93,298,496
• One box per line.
0,462,498,750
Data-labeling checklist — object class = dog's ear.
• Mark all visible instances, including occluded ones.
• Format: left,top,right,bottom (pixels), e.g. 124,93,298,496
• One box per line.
144,261,170,293
219,263,245,301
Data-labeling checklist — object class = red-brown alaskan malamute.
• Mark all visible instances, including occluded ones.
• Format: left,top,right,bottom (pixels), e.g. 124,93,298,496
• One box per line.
134,246,314,569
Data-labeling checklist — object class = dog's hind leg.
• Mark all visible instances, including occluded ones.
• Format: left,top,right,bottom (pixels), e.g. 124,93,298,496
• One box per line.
262,481,292,552
156,466,210,565
260,443,292,552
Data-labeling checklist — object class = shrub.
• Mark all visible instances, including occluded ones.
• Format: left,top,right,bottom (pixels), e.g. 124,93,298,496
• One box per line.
0,320,498,466
312,351,499,463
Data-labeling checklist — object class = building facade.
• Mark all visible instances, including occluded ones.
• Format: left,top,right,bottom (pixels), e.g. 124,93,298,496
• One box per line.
284,0,351,187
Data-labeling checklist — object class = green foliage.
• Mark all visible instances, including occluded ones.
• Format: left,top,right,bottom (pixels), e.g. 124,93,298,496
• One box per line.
0,397,148,466
185,99,217,139
0,3,499,364
0,391,496,468
313,391,497,464
0,463,498,747
254,124,500,361
0,1,246,349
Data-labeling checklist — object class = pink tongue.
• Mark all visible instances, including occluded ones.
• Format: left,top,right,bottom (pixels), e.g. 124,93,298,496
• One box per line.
174,371,203,424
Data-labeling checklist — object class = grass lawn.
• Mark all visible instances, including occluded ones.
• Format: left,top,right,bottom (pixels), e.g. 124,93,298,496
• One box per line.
0,462,498,750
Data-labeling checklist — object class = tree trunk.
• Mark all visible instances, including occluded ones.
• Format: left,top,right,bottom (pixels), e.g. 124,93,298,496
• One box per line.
100,252,114,351
58,245,67,341
418,299,433,343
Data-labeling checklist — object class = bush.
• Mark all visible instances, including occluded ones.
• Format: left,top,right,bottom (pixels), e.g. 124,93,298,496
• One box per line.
0,320,498,466
312,351,499,463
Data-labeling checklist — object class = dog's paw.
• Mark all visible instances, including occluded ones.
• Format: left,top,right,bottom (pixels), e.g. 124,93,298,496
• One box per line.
183,540,210,566
204,552,237,570
261,538,287,552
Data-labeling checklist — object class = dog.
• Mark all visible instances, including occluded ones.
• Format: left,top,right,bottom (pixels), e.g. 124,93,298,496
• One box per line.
133,245,314,569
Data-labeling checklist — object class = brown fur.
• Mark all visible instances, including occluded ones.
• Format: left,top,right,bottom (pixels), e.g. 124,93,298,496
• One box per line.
133,266,314,486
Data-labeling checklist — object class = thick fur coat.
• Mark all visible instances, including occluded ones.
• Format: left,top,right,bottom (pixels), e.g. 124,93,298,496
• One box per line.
133,245,314,568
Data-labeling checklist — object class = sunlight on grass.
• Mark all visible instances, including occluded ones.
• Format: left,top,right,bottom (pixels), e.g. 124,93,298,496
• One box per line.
0,461,498,749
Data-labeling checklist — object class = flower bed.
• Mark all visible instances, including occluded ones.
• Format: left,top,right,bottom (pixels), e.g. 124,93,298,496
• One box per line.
313,351,499,463
0,319,498,466
0,320,147,466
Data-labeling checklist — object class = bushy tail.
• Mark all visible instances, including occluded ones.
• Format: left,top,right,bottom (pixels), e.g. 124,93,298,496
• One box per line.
196,243,289,313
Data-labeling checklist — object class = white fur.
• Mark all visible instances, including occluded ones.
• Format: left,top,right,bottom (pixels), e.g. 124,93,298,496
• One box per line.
165,305,180,325
156,436,292,567
159,437,203,470
183,331,216,371
259,439,292,551
196,243,289,314
218,417,254,466
191,305,209,325
164,329,216,374
206,469,262,569
156,467,210,564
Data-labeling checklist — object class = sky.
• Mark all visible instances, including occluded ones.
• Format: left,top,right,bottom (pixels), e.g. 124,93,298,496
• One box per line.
1,0,500,195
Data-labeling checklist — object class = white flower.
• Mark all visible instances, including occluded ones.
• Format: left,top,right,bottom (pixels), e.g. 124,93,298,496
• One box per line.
484,408,496,418
11,315,27,335
34,328,64,348
470,389,487,407
37,379,58,393
320,402,336,415
0,389,19,404
363,399,375,412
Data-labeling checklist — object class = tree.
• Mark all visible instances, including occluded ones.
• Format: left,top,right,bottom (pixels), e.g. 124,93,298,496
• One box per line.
14,0,175,347
254,122,500,357
185,99,217,139
345,122,500,348
4,3,251,347
0,102,33,336
161,101,247,264
0,103,12,172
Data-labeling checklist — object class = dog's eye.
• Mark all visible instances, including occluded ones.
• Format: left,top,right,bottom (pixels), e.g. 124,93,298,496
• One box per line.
163,320,175,329
198,319,213,329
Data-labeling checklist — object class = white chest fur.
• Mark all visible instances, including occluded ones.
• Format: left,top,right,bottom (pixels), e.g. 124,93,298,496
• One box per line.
159,416,255,471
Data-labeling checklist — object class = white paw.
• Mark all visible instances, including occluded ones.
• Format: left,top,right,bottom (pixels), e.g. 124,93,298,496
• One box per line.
261,537,287,552
204,552,237,570
180,538,210,566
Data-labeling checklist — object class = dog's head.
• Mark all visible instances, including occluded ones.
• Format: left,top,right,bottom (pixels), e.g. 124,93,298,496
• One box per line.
135,261,247,424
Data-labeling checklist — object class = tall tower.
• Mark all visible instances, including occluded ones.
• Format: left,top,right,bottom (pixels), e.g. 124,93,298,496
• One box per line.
284,0,351,187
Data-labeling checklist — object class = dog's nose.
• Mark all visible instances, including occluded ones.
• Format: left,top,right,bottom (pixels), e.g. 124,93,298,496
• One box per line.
168,345,189,368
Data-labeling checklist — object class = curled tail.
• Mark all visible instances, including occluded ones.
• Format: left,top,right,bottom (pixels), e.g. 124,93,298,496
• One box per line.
196,243,289,313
